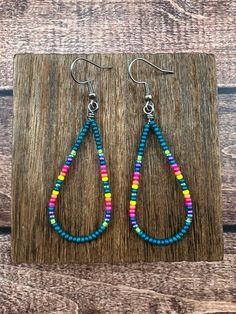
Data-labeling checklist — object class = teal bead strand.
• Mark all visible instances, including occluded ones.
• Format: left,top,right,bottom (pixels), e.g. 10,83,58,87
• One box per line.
48,118,112,243
129,120,193,246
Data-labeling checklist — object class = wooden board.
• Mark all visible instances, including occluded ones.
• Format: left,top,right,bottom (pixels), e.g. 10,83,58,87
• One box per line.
12,53,223,263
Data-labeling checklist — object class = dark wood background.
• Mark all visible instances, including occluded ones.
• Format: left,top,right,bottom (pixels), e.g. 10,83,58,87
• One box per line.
0,1,235,313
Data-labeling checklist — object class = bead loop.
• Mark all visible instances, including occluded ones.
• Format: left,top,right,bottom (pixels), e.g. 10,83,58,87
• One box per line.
88,99,99,113
143,100,154,115
129,120,193,246
48,118,112,243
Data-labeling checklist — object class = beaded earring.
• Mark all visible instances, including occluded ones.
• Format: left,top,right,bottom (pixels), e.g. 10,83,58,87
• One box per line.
128,58,193,246
47,58,113,243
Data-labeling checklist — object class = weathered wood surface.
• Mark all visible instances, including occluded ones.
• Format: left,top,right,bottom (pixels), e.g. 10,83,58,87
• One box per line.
12,53,223,263
1,233,236,313
0,1,235,88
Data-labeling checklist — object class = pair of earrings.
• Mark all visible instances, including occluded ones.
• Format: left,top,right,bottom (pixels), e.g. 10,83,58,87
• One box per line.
47,57,193,246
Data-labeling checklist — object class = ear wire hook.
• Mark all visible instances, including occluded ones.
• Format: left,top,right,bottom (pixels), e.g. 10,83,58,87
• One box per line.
70,57,112,98
128,57,174,97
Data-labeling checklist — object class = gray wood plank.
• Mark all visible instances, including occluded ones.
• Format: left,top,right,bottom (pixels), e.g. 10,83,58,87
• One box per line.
0,233,235,314
0,1,235,87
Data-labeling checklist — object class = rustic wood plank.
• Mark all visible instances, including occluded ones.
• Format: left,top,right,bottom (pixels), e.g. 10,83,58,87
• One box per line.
0,234,235,314
0,1,235,88
1,93,235,228
11,53,223,263
0,96,12,227
0,279,78,314
224,233,236,255
219,94,236,227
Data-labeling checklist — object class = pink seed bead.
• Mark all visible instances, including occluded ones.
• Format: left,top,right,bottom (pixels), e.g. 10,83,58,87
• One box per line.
106,206,112,210
49,203,55,207
171,163,178,168
185,198,191,202
106,201,112,206
130,205,136,209
129,209,136,213
51,195,57,199
134,172,140,176
133,180,139,184
64,165,69,169
101,169,107,173
100,165,106,169
101,173,108,177
186,202,192,206
133,176,139,180
129,213,135,218
50,198,56,203
174,171,181,175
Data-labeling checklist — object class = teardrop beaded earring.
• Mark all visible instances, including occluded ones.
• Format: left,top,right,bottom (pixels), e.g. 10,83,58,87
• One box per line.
47,58,113,243
128,58,193,246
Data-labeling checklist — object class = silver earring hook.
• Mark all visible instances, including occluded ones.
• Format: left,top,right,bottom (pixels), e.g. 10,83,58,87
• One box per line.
70,57,112,97
128,57,174,97
128,58,174,122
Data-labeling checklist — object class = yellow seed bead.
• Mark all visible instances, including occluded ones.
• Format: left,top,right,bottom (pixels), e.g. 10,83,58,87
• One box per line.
164,150,170,155
130,200,136,206
50,219,56,224
98,149,103,154
183,190,190,195
136,227,141,233
58,175,65,181
71,150,76,156
52,190,59,195
132,184,139,189
177,174,183,180
102,177,108,182
102,221,108,227
105,193,111,198
137,156,142,161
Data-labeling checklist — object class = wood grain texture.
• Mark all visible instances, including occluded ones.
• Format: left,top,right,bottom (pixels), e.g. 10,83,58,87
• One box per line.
0,1,236,88
12,53,223,263
1,234,236,314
